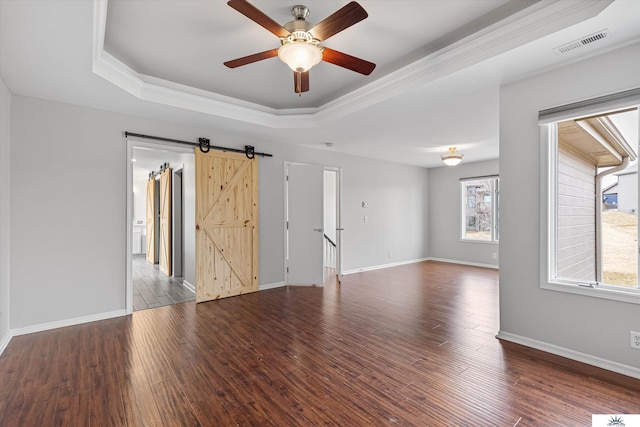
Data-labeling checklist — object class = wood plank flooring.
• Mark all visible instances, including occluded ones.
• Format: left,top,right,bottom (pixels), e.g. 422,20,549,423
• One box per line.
1,261,639,426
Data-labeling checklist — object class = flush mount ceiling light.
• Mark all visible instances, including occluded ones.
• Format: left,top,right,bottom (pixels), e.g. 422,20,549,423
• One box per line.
224,1,376,95
441,147,463,166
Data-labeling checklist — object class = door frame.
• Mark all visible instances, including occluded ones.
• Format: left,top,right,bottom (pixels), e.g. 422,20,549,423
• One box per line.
325,166,343,277
283,161,343,285
125,138,192,314
172,168,184,278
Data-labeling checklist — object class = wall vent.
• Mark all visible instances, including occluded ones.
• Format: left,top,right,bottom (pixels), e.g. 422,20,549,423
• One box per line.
553,29,610,54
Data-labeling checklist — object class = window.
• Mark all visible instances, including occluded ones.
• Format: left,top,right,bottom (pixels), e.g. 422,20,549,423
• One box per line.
461,176,499,242
540,88,640,303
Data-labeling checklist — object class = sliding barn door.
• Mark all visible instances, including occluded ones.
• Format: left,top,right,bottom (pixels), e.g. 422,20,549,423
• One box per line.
159,168,172,276
145,178,157,264
195,150,258,303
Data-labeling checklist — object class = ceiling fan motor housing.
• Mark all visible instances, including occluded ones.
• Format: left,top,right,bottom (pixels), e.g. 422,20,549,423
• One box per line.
291,5,310,20
284,5,314,32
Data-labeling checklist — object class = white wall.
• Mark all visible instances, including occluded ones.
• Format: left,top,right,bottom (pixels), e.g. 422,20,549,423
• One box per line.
428,159,499,266
0,77,11,348
132,175,147,224
9,95,429,329
181,152,196,287
499,42,640,370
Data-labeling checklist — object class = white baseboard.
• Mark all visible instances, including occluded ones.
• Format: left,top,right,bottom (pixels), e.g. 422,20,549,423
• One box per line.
427,257,499,269
342,257,429,275
496,331,640,380
0,330,11,356
259,281,287,291
11,309,128,337
182,280,195,293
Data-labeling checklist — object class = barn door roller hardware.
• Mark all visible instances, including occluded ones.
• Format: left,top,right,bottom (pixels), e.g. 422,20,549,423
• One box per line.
124,132,272,159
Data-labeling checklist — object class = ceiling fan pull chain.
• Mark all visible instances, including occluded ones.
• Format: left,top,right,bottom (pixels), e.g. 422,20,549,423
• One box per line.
296,70,302,96
198,138,210,153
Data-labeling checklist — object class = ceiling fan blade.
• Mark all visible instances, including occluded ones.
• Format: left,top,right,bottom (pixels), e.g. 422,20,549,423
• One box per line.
224,49,279,68
310,1,368,41
322,47,375,75
227,0,290,38
294,71,310,94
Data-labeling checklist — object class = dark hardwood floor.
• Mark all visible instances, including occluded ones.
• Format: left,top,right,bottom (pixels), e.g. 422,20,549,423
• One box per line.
1,261,639,426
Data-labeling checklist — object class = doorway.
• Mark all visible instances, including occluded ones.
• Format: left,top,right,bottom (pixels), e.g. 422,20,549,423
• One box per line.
126,139,196,313
285,162,341,286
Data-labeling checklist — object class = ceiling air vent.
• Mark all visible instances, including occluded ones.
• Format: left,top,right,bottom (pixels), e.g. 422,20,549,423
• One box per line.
553,29,610,54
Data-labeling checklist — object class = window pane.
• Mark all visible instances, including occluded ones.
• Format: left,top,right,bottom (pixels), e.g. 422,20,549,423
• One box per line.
554,108,638,288
601,172,637,286
462,180,492,241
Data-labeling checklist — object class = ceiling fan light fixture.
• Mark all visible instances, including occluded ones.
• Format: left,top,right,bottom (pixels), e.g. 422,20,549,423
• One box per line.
441,147,463,166
224,1,375,94
278,31,323,72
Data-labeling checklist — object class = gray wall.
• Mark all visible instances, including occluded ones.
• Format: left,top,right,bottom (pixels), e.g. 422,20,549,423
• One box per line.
323,171,337,243
9,95,429,329
499,42,640,369
258,142,429,275
0,78,10,345
428,159,499,266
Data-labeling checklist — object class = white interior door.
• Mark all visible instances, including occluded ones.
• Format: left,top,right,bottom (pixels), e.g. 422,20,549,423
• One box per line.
287,163,324,285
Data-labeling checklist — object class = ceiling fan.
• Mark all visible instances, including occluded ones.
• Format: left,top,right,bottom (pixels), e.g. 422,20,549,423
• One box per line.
224,0,376,95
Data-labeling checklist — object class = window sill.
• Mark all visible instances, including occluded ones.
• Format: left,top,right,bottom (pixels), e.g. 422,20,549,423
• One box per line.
460,239,499,245
542,280,640,305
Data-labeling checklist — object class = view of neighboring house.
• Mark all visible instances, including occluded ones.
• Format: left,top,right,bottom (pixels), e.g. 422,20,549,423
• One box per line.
556,111,637,283
464,181,493,238
604,163,638,213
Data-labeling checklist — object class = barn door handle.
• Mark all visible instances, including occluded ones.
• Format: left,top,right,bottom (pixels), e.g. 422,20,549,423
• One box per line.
313,228,323,232
336,228,344,231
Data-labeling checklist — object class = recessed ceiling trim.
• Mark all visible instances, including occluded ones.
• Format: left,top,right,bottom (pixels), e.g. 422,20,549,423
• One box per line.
93,51,143,98
139,73,319,129
92,0,614,128
317,0,615,123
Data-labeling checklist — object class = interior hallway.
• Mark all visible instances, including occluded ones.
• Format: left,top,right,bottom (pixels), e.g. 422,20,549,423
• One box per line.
132,255,194,311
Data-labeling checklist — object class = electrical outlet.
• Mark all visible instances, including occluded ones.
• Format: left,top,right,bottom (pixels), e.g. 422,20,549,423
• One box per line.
364,216,368,223
631,331,640,349
388,252,392,259
492,252,497,260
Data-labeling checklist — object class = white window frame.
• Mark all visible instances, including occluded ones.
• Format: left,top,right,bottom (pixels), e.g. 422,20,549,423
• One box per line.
460,175,499,244
539,88,640,305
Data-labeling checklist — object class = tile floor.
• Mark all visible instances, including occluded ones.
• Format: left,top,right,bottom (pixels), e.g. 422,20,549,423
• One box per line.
132,255,195,311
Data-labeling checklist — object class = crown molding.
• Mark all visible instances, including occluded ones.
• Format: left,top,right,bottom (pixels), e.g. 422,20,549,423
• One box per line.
92,0,613,128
